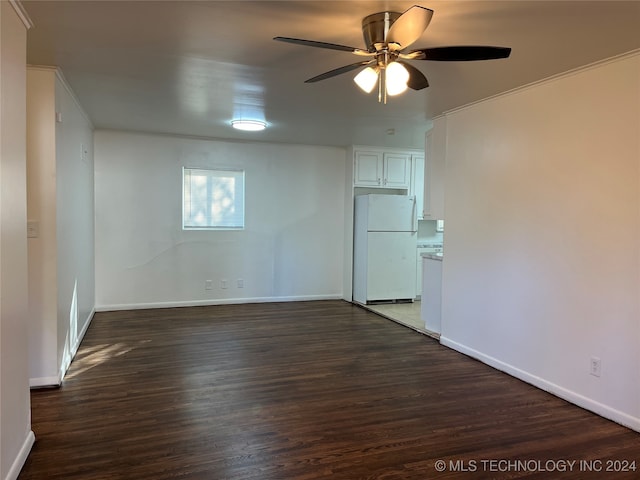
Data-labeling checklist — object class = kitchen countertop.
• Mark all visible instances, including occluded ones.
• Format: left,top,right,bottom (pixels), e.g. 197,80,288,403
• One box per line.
421,253,443,261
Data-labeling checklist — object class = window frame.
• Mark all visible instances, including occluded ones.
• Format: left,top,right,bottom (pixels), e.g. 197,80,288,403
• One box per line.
182,166,245,231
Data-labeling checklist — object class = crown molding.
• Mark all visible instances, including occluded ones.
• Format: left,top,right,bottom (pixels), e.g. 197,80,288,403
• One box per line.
445,49,640,117
9,0,33,29
27,65,95,129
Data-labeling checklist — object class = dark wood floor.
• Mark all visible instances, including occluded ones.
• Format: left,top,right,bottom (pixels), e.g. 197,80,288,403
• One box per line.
20,300,639,479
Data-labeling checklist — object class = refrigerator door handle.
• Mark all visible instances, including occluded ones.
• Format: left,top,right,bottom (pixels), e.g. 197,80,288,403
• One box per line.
411,197,417,232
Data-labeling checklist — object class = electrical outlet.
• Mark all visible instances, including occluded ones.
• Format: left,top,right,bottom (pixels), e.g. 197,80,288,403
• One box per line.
221,279,228,289
205,280,213,290
237,278,244,288
590,356,601,377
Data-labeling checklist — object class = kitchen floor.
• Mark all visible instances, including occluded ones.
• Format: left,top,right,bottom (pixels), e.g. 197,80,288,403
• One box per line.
365,301,440,339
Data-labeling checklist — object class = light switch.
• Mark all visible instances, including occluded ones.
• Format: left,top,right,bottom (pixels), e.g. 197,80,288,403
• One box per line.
27,221,39,238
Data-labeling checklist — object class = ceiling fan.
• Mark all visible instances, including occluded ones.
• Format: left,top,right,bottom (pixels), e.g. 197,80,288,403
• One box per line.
274,5,511,103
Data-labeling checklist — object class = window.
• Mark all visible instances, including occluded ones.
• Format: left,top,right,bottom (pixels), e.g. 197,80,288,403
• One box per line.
183,167,245,230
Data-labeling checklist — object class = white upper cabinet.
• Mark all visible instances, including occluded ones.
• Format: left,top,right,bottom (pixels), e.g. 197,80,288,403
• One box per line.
353,149,411,189
353,150,384,187
423,117,446,219
382,152,411,188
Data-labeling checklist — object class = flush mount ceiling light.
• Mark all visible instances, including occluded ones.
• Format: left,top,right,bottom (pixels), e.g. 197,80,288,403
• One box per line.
231,119,267,131
274,5,511,104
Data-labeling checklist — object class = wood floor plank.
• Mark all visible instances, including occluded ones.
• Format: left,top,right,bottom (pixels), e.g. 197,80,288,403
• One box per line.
19,300,640,479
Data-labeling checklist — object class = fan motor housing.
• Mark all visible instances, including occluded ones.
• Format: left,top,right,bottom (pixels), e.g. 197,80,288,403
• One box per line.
362,11,402,50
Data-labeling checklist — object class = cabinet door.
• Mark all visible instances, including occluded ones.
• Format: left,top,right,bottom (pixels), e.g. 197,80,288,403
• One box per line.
383,152,411,188
354,150,383,187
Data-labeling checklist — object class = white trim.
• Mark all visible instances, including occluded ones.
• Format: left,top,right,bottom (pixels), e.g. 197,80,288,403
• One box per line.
59,308,95,382
29,376,61,388
445,49,640,116
26,65,94,129
29,309,95,387
75,308,95,352
4,430,35,480
54,68,94,129
351,144,424,156
95,295,343,312
440,336,640,433
9,0,33,29
26,65,58,73
182,167,245,230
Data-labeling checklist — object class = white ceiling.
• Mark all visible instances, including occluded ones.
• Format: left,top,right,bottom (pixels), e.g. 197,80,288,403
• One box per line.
23,1,640,149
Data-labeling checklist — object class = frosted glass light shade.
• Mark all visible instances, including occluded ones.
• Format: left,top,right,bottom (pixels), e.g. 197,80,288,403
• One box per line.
231,120,266,131
354,67,379,93
385,62,409,96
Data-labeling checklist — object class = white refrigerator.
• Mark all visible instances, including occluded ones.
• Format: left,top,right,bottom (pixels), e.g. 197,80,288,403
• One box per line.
353,194,417,304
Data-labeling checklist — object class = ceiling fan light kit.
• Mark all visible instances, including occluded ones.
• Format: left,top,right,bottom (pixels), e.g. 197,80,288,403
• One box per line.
354,58,410,103
354,66,379,93
274,5,511,103
385,61,410,96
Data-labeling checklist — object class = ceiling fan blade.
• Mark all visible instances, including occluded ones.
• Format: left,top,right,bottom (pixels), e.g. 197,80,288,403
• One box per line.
398,61,429,90
273,36,371,55
386,6,434,50
305,61,375,83
408,45,512,61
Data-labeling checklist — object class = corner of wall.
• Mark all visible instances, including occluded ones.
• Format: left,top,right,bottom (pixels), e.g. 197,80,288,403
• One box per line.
4,431,35,480
1,2,33,479
58,308,95,383
343,147,354,301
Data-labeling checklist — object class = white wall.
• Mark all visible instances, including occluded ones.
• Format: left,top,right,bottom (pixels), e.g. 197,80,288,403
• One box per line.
0,2,34,479
26,68,57,384
54,71,95,379
440,52,640,430
26,66,95,386
95,131,346,309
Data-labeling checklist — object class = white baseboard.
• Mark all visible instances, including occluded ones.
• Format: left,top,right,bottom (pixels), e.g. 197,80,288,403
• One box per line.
30,309,96,388
95,294,343,312
29,376,61,388
440,336,640,433
75,308,95,352
59,308,95,382
4,430,35,480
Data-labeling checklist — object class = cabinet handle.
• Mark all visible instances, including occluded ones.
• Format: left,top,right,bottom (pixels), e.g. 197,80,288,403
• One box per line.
378,178,381,185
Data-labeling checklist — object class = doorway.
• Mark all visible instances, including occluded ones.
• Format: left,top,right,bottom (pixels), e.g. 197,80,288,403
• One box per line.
364,301,439,339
